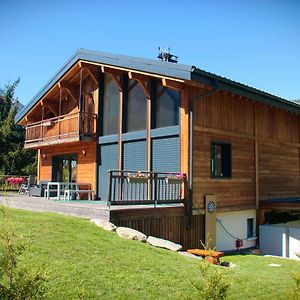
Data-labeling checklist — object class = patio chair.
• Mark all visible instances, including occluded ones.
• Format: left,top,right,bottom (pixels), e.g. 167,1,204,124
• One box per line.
18,175,36,194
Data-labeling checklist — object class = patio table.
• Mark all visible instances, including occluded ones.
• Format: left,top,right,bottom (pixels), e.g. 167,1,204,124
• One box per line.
45,182,78,200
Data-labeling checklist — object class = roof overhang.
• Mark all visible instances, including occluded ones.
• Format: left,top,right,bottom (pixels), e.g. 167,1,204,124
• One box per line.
15,48,300,124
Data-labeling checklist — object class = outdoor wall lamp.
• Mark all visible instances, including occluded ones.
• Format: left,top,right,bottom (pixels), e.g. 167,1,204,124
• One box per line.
82,150,86,156
42,153,46,160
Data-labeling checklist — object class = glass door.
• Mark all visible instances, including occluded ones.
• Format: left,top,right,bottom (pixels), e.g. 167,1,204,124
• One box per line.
52,154,77,182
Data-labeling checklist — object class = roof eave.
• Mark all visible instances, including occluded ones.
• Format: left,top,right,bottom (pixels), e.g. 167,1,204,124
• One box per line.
192,69,300,114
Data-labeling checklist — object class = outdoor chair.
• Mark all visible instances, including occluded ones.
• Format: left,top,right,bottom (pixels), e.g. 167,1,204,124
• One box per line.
18,175,36,194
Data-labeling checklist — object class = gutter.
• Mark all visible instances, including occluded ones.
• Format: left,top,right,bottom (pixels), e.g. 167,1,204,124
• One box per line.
188,78,219,227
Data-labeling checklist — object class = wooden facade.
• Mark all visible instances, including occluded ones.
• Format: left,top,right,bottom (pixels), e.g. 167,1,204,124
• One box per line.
17,49,300,250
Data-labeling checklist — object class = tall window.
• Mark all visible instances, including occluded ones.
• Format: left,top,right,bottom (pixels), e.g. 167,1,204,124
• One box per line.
211,142,232,178
155,86,179,128
103,75,119,135
126,80,147,132
247,218,254,238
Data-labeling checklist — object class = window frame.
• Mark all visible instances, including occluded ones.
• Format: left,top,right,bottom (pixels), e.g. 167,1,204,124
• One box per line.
247,218,254,238
211,141,232,179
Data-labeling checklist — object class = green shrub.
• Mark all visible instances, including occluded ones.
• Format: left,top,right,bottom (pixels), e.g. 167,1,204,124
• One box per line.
0,206,48,299
188,262,231,300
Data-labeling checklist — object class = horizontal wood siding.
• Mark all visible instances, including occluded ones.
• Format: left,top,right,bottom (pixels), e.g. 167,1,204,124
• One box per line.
39,141,97,190
110,207,204,249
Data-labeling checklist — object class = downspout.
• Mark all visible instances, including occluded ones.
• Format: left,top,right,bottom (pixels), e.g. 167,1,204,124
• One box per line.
188,78,219,228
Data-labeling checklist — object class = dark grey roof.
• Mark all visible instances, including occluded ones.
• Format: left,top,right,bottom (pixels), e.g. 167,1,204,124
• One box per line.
15,48,300,123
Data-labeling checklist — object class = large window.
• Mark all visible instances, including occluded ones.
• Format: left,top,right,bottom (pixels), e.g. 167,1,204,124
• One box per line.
211,142,231,178
126,80,147,132
103,75,119,135
52,155,77,182
155,86,179,128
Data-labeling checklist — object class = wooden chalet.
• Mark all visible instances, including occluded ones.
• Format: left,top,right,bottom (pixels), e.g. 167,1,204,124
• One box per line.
16,49,300,250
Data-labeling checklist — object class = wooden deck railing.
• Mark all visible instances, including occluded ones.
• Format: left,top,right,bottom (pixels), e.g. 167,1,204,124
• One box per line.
25,112,97,147
107,170,187,206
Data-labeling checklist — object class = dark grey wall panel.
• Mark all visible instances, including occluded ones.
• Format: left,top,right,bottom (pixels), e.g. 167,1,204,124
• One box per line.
98,143,118,200
152,136,180,173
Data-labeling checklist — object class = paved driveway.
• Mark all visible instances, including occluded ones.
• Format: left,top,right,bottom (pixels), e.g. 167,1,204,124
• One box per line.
0,193,110,220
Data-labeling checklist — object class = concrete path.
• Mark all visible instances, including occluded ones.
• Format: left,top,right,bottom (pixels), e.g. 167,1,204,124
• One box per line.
0,193,110,220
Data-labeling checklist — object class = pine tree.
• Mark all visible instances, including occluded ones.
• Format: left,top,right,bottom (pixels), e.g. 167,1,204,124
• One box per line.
0,79,37,175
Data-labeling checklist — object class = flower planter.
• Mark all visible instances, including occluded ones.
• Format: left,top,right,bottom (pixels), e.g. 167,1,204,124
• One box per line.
165,178,183,185
127,177,148,184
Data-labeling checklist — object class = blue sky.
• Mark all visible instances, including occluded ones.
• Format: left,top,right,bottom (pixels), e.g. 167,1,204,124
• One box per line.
0,0,299,104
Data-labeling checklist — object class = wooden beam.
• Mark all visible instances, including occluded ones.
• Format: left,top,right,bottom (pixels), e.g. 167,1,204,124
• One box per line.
162,78,184,91
180,90,189,179
45,103,58,117
83,59,185,83
58,81,79,105
79,62,99,85
128,72,151,98
205,195,217,249
101,66,123,91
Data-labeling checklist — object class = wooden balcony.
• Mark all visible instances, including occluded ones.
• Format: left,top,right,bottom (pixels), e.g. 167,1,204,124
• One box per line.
24,112,97,149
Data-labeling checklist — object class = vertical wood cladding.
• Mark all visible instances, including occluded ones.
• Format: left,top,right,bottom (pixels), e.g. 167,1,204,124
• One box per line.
110,208,204,249
256,103,300,198
193,131,255,209
258,142,300,198
190,88,300,210
39,141,97,190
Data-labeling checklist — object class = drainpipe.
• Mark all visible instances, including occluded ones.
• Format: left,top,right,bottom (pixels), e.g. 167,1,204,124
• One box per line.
188,78,219,228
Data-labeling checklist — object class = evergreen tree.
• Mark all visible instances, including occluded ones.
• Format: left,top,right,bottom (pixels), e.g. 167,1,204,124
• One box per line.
0,79,37,175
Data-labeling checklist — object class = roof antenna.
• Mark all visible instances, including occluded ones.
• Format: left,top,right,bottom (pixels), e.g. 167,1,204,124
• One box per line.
158,47,178,63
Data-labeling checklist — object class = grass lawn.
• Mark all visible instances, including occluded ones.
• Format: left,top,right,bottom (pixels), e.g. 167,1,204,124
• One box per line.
1,207,299,299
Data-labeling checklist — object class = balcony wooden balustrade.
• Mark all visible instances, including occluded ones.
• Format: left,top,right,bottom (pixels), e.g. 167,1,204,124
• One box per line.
24,112,97,148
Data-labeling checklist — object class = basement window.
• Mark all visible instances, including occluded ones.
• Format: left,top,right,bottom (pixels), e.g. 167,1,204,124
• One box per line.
211,142,232,178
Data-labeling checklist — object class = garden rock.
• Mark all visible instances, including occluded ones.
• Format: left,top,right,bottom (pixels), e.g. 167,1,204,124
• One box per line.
147,236,182,251
90,219,117,232
178,251,203,260
116,227,147,242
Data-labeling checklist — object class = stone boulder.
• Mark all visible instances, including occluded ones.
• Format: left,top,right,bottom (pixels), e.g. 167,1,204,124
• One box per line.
116,227,147,242
178,251,203,260
147,236,182,251
90,219,117,232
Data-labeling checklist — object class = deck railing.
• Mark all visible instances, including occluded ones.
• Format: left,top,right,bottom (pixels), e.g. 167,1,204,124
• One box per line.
25,112,97,147
107,170,187,206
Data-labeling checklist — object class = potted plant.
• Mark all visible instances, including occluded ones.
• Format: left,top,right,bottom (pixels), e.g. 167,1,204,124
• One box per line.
165,173,185,184
127,171,148,184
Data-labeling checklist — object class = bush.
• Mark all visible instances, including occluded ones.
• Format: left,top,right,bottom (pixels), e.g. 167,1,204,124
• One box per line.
0,206,48,299
189,262,231,300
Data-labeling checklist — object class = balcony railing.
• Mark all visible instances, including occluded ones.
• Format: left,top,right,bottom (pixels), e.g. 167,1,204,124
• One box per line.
24,112,97,148
108,170,187,206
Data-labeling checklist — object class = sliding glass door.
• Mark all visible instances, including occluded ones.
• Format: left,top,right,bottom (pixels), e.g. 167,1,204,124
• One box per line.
52,154,77,182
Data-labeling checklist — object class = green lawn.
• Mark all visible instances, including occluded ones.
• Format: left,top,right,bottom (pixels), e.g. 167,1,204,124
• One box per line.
1,207,299,299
